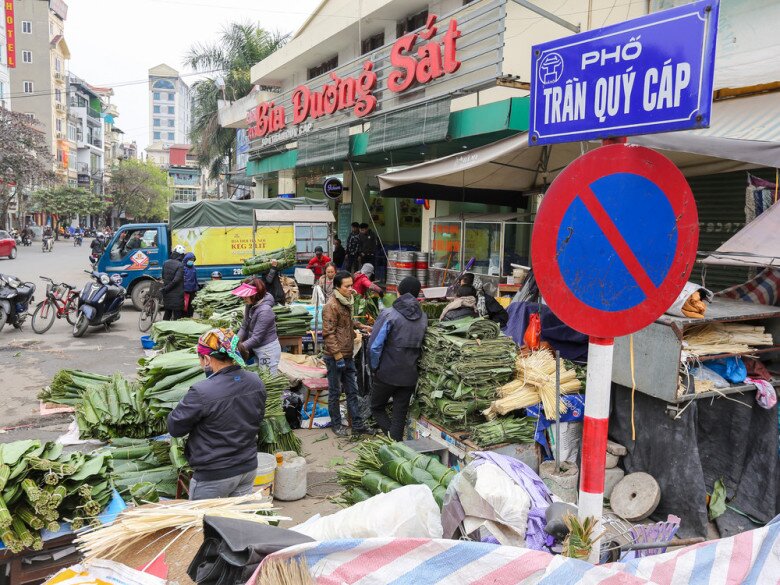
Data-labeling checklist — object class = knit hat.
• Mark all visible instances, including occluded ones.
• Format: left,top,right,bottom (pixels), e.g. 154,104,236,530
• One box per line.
398,276,421,298
360,263,374,276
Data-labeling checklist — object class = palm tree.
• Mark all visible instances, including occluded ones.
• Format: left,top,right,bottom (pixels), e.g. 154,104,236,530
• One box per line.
185,23,288,182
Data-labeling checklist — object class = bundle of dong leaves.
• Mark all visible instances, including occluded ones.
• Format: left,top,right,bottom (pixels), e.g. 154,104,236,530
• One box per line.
336,438,455,508
0,440,112,553
105,437,188,504
192,280,243,322
273,305,312,337
415,317,516,427
150,320,212,352
39,370,112,406
241,246,296,276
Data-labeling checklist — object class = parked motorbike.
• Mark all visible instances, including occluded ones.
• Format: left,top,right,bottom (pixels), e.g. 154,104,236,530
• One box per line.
42,236,54,253
73,270,126,338
0,274,36,332
74,234,83,246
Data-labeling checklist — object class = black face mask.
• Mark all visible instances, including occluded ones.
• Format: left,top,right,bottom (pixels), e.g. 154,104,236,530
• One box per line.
204,367,214,377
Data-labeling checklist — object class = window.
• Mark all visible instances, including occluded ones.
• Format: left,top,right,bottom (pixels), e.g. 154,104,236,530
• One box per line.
153,79,175,90
153,92,161,100
56,118,62,132
23,81,34,93
22,51,32,63
25,113,35,121
167,93,174,101
153,105,160,113
361,32,385,55
56,149,64,163
397,9,428,37
167,132,175,141
307,56,338,80
167,106,174,114
167,119,174,127
68,123,77,141
153,131,161,140
111,229,159,259
55,58,61,72
55,88,62,102
22,21,32,34
153,118,161,127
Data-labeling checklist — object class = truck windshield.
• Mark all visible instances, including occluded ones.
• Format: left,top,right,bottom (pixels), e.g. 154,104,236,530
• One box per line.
111,229,158,259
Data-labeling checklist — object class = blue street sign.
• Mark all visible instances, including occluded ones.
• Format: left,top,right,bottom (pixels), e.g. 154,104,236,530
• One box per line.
529,0,719,146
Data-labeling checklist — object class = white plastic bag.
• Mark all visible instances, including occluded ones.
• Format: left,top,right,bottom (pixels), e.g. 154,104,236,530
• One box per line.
290,484,443,540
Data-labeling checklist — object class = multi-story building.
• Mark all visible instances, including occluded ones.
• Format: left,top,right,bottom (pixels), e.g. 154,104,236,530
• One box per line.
118,141,137,161
91,85,121,184
67,73,103,194
147,63,191,157
9,0,70,181
0,1,11,110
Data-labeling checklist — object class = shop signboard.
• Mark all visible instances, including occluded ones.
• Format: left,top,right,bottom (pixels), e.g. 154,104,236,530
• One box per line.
529,0,719,145
322,177,343,200
5,0,15,68
247,0,507,154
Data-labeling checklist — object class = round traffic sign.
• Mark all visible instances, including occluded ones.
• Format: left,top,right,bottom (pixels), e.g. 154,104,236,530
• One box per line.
531,144,698,338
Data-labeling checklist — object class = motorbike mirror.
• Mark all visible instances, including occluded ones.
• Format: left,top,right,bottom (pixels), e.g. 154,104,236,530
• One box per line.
119,273,128,277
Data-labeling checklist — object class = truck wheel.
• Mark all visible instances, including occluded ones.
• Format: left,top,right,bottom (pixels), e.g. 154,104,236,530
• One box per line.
130,280,152,311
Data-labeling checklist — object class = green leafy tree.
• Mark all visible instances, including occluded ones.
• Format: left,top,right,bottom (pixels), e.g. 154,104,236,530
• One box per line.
108,159,172,221
0,108,55,229
186,23,288,179
31,186,107,231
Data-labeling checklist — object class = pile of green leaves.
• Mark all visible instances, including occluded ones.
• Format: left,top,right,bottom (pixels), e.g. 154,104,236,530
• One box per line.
76,374,167,441
150,320,212,352
414,317,516,427
106,437,187,504
138,348,204,418
470,417,537,448
0,441,112,553
241,246,296,276
256,368,301,455
39,370,112,406
192,280,243,319
420,302,448,320
273,305,312,337
336,438,455,508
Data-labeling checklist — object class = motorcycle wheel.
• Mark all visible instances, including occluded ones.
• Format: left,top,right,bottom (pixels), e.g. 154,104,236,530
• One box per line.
73,313,89,338
0,308,6,333
31,300,56,334
65,297,79,325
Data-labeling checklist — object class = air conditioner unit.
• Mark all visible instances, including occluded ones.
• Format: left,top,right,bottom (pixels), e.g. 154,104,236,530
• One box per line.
54,72,64,82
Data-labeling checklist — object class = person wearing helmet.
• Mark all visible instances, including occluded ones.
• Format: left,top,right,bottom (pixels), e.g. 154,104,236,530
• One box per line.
161,245,186,320
210,271,223,280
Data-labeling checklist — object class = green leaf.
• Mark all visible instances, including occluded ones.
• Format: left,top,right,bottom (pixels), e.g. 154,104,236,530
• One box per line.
708,478,727,521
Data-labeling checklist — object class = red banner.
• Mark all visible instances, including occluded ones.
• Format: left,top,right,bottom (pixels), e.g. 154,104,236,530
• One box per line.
5,0,15,69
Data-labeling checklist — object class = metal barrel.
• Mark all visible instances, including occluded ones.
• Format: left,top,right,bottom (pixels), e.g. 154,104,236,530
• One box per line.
414,251,429,287
386,250,398,285
396,251,416,283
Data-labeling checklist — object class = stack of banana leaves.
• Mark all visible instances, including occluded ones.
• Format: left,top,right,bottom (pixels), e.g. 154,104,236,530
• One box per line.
336,438,456,508
150,320,212,352
138,348,204,419
414,317,517,428
191,280,243,320
241,246,296,276
256,370,301,455
470,417,537,448
104,437,187,504
0,440,112,553
273,305,312,337
38,370,112,406
420,301,448,321
76,374,167,441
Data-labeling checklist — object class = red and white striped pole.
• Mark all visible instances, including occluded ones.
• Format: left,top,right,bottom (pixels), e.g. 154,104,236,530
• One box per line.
578,336,614,563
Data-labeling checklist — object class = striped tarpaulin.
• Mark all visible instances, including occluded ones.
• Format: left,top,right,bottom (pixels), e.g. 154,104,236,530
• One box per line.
252,520,780,584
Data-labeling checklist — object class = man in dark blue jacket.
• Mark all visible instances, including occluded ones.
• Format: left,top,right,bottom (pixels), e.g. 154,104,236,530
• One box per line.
182,252,199,317
368,277,427,440
168,328,266,500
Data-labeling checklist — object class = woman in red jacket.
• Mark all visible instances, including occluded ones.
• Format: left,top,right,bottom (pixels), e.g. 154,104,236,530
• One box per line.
352,263,383,296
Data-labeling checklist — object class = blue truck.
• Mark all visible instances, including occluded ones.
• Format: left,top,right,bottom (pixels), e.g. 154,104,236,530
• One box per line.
97,198,333,310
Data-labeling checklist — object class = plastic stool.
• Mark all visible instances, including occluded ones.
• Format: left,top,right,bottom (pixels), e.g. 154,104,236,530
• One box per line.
302,377,351,429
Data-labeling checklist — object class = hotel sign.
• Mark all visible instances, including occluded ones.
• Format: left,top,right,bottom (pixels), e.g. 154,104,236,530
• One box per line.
5,0,15,68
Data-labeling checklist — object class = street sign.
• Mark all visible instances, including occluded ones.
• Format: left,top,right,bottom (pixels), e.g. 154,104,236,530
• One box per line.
531,144,699,338
529,0,719,145
322,177,344,200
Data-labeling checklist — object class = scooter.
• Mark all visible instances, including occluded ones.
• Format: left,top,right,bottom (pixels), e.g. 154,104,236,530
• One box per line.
21,234,32,247
74,234,83,246
73,270,126,338
42,236,54,253
0,274,36,333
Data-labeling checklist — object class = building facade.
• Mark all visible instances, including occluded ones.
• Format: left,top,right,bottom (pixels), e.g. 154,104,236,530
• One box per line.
147,63,191,150
0,1,11,110
9,0,70,182
67,74,103,194
118,141,137,161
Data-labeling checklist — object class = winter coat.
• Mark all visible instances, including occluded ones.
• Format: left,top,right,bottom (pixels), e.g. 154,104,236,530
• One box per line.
440,296,478,322
168,365,266,481
306,254,331,280
346,232,361,256
369,293,428,386
333,244,346,268
263,268,286,306
321,295,356,360
317,275,335,303
352,272,381,296
161,256,185,310
359,231,377,255
238,298,278,351
182,252,199,293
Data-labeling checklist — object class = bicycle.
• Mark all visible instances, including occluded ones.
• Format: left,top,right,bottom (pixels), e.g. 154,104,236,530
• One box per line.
138,278,163,332
30,277,79,334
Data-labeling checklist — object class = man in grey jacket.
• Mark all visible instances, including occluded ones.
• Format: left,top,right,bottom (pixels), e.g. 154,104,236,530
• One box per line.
368,277,427,440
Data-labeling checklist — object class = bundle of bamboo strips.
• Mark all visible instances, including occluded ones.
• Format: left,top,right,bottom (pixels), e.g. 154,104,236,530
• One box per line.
75,492,287,561
683,323,774,357
254,558,314,585
484,350,581,420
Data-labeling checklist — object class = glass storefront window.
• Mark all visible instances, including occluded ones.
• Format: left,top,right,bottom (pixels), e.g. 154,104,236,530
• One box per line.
463,222,501,276
502,222,533,275
430,221,462,272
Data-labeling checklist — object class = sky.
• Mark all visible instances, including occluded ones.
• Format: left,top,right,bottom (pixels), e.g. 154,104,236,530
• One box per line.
65,0,321,155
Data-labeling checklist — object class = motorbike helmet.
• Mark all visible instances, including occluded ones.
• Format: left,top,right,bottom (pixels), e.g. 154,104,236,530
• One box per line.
174,245,186,255
110,274,123,286
210,271,223,280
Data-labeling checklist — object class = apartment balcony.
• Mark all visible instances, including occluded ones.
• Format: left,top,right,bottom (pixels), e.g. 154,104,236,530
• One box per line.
88,107,101,119
77,162,89,174
91,138,103,148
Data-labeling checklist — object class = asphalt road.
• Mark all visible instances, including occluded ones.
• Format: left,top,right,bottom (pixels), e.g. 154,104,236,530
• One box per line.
0,238,143,434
